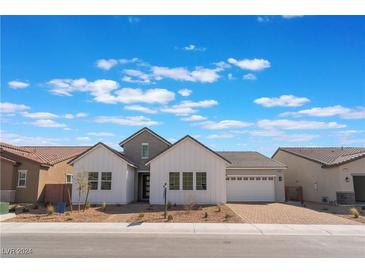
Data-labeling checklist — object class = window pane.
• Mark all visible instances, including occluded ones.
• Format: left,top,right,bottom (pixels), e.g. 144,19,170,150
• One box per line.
169,172,179,190
142,143,149,158
101,172,112,181
183,172,193,190
66,175,72,183
196,172,207,190
88,172,98,180
88,172,98,190
101,172,112,190
89,181,98,190
101,181,111,190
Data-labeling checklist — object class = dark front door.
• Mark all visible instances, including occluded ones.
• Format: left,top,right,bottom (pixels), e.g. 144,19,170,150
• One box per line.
142,174,150,200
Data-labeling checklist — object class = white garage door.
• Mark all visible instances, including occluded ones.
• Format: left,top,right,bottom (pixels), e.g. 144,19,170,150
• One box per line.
226,176,275,202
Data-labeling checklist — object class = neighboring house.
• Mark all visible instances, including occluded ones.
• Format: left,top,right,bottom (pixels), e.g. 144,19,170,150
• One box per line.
272,147,365,204
0,142,89,203
69,142,137,204
69,127,287,205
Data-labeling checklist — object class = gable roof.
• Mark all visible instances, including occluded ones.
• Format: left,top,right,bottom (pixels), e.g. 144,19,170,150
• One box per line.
68,142,137,167
218,151,287,169
0,142,89,166
119,127,171,147
146,135,231,166
0,155,19,165
273,147,365,167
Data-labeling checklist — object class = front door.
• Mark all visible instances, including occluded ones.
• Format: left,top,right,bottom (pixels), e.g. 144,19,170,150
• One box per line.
142,174,150,200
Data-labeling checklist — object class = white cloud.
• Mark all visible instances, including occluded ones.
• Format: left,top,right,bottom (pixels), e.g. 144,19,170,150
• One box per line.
243,73,257,80
280,105,365,120
8,81,30,89
21,112,59,119
161,100,218,116
76,136,91,141
116,88,175,105
207,133,235,139
128,16,140,24
181,115,207,122
257,119,346,130
282,15,304,19
124,105,158,114
254,95,310,107
257,16,270,23
119,57,142,65
95,116,159,126
151,66,220,83
227,73,234,80
122,69,152,84
87,132,115,137
96,59,118,70
47,78,120,100
0,102,30,113
228,58,271,71
200,120,252,130
0,131,61,146
182,44,206,52
64,112,88,119
30,119,67,128
178,89,192,97
214,61,231,69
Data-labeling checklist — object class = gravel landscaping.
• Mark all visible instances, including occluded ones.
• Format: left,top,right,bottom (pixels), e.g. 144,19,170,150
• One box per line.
5,203,243,223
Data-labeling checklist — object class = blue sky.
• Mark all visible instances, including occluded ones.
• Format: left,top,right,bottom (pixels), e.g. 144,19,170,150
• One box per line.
1,15,364,156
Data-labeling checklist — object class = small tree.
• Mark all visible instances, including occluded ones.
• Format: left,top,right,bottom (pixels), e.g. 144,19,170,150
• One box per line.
74,171,88,212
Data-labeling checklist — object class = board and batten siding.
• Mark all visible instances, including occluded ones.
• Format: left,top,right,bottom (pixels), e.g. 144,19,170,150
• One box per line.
149,138,227,205
71,145,135,204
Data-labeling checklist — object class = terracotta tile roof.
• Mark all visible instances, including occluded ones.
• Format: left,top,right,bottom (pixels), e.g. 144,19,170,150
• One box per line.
217,151,287,169
0,142,90,166
276,147,365,167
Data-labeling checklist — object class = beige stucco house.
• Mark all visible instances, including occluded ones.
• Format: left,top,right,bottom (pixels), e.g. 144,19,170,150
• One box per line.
272,147,365,204
0,142,89,203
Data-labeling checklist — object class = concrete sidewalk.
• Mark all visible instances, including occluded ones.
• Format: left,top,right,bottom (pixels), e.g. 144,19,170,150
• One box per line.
1,222,365,236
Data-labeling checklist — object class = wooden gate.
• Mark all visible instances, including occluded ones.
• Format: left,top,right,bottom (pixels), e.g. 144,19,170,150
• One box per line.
285,186,303,203
44,184,72,205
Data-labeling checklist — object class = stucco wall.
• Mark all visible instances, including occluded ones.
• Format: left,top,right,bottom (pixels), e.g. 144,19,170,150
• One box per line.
0,158,16,190
72,145,132,204
122,130,170,170
272,150,364,203
149,138,227,205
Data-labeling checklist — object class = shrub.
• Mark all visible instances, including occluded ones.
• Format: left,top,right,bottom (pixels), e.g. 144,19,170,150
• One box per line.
215,206,221,213
167,201,172,210
167,214,173,222
203,212,208,219
350,208,360,218
138,213,144,219
32,203,39,210
47,205,55,215
101,202,107,212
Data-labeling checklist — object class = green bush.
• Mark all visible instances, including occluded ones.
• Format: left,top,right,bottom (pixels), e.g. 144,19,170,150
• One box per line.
167,214,173,222
350,208,360,218
47,205,55,215
138,213,145,219
167,201,172,210
203,212,208,219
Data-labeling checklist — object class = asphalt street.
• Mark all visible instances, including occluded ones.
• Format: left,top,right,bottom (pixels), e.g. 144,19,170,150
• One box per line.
1,232,364,258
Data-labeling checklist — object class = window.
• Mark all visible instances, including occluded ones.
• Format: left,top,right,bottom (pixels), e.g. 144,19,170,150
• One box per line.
231,177,236,181
243,177,248,181
237,177,242,180
141,143,149,159
101,172,112,190
262,177,267,180
183,172,193,190
249,177,254,181
66,174,73,184
278,176,283,182
17,170,27,187
196,172,207,190
88,172,99,190
169,172,180,190
256,177,261,180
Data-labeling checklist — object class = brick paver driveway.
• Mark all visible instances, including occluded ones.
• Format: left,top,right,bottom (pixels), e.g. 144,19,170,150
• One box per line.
227,203,359,225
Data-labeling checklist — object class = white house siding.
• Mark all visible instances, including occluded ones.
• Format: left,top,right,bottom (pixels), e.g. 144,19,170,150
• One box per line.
149,138,227,205
226,169,285,202
126,165,135,203
71,145,133,204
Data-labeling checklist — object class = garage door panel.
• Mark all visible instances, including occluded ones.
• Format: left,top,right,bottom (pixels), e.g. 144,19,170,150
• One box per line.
226,176,275,202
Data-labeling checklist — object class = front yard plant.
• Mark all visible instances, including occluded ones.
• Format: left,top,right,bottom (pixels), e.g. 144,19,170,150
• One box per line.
350,208,360,218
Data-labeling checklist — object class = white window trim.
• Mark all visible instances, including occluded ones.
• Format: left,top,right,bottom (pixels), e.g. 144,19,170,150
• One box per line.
141,143,149,159
17,170,27,188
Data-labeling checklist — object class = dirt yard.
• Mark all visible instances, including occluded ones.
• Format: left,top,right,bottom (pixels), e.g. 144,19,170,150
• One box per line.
6,203,243,223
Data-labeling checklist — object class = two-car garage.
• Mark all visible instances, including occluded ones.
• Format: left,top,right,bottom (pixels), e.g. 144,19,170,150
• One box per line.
218,151,287,203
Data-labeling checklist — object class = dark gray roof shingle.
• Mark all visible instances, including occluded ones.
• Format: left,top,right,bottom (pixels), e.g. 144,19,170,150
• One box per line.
217,151,286,169
276,147,365,167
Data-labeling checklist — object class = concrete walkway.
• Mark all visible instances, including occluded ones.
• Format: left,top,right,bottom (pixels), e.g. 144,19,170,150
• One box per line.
0,213,16,222
1,222,364,236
